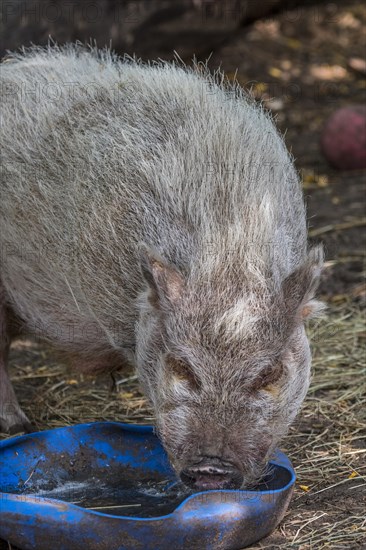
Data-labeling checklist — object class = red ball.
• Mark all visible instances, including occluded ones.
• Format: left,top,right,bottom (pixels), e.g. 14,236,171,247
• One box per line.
320,105,366,170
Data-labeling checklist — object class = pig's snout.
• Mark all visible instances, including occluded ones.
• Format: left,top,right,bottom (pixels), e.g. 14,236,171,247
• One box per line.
180,457,243,490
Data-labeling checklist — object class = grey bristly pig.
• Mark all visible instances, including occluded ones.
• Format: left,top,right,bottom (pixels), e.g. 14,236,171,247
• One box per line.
0,45,324,490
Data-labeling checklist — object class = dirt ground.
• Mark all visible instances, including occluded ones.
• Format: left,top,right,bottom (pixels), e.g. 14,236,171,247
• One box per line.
1,1,365,549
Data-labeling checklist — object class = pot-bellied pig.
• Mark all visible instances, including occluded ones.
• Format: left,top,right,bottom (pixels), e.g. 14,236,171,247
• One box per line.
0,45,324,490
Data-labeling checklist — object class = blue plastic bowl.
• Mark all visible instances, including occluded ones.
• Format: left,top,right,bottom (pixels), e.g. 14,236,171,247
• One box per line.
0,422,295,549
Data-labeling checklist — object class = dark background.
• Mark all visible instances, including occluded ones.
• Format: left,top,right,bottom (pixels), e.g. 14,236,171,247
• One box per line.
0,1,328,61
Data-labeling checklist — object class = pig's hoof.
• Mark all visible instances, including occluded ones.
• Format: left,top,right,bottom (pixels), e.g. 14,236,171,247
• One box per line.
8,421,35,435
0,410,34,435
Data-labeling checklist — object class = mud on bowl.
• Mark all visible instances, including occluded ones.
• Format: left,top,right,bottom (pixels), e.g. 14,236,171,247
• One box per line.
0,422,295,550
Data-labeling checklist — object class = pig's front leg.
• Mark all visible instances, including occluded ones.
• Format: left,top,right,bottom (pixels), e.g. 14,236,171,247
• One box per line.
0,361,33,435
0,282,33,434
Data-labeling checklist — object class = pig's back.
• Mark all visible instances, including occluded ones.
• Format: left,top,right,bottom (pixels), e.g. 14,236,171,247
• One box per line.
0,46,307,352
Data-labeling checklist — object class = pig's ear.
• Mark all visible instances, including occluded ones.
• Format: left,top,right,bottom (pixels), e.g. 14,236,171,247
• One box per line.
138,243,185,307
282,245,325,321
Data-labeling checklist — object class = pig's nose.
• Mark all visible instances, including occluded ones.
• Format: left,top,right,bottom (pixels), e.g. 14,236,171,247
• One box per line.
180,459,243,490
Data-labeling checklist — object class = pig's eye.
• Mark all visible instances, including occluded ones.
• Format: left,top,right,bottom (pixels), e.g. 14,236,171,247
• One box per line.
165,355,201,390
251,362,284,392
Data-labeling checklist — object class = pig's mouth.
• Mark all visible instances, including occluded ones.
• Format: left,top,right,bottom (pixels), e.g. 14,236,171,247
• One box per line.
180,463,244,490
